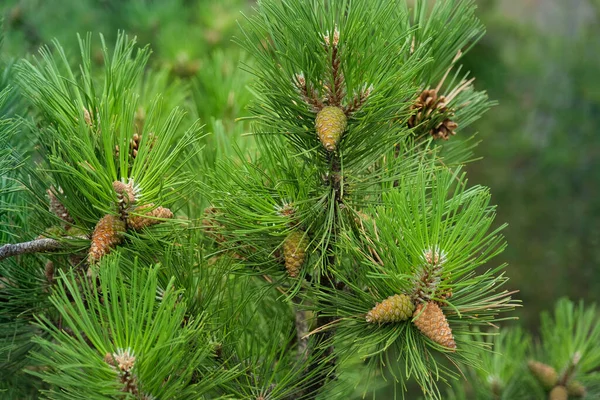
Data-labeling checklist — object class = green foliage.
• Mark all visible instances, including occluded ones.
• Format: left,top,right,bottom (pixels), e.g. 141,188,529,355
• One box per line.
447,298,600,399
31,255,237,399
2,0,598,399
15,33,202,224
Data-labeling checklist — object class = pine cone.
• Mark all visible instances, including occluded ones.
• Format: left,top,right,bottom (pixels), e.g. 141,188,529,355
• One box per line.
112,181,136,204
283,231,309,277
202,206,226,243
47,188,74,224
366,294,414,323
44,261,55,284
131,133,142,159
407,89,458,140
315,106,347,151
527,361,558,389
88,214,126,264
549,386,568,400
127,204,174,231
412,302,456,350
113,180,137,221
567,381,586,397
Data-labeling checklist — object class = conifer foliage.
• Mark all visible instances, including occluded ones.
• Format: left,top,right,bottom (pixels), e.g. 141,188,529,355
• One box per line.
1,0,597,399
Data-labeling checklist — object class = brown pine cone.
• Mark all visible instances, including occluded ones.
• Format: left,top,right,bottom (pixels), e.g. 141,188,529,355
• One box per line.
407,88,458,140
127,204,174,231
412,301,456,350
88,214,126,264
47,188,74,224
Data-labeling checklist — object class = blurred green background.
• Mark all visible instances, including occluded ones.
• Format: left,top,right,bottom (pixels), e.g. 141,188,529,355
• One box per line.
1,0,599,396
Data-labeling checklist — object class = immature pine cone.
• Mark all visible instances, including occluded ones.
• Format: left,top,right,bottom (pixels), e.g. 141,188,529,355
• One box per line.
366,294,415,323
47,188,74,224
315,106,347,151
44,261,55,284
567,381,586,397
127,204,174,231
549,386,568,400
283,231,308,277
412,302,456,350
88,214,126,264
407,89,458,140
527,360,558,389
112,181,136,204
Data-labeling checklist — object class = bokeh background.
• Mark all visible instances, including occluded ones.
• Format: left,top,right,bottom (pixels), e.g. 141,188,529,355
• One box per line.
1,0,599,396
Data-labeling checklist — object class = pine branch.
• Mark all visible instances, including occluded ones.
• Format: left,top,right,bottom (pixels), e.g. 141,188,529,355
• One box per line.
0,236,86,261
304,152,343,398
294,304,309,362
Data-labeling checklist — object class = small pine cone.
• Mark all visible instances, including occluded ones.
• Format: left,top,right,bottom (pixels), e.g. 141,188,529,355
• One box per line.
527,361,558,389
408,89,458,140
47,188,74,224
104,352,116,366
112,181,136,204
44,261,55,284
127,204,174,231
365,294,414,323
412,302,456,350
567,381,586,397
315,106,347,151
549,386,568,400
88,214,126,264
131,134,141,160
283,231,309,277
202,206,226,243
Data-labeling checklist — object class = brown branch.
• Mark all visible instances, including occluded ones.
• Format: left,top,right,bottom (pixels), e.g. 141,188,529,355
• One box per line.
294,73,324,112
294,301,310,362
328,45,345,106
558,352,582,386
0,236,86,261
344,84,373,115
303,152,342,399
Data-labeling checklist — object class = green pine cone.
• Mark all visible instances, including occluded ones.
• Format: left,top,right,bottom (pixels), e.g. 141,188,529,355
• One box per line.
567,380,586,397
549,386,568,400
283,230,309,277
315,106,347,152
366,294,415,323
527,360,558,389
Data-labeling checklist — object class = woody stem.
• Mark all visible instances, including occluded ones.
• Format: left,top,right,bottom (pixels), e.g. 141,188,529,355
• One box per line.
0,236,87,261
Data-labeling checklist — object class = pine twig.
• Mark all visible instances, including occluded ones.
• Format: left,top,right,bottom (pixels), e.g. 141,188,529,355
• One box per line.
303,152,342,398
0,236,86,261
294,302,309,362
294,73,324,112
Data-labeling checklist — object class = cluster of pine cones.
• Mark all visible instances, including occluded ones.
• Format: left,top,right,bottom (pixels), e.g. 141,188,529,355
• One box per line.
365,248,456,351
88,180,173,265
